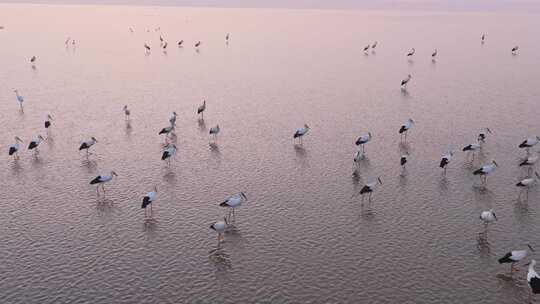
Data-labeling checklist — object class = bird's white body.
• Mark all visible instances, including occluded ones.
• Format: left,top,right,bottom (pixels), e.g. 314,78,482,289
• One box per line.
14,90,24,107
294,124,310,144
520,137,540,149
477,163,497,175
169,112,177,126
521,156,539,166
464,143,481,151
79,137,97,152
432,49,437,58
407,48,415,57
96,173,115,183
8,136,23,158
400,118,414,132
222,193,246,208
480,209,497,224
356,133,372,145
161,144,177,165
209,125,220,135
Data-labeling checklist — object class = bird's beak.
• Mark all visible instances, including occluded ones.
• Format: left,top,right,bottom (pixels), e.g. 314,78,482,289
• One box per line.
528,244,535,252
493,161,499,166
525,262,531,266
487,128,492,134
493,213,497,220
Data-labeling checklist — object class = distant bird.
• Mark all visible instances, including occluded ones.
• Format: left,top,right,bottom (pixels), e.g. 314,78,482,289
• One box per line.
226,33,230,42
65,37,71,45
431,49,437,59
141,186,158,218
178,40,184,47
477,127,492,143
79,137,97,156
293,124,310,144
210,218,228,243
363,45,370,53
355,177,383,201
481,34,485,43
512,46,519,54
516,172,540,200
90,171,118,197
519,155,539,175
527,260,540,301
462,143,481,161
398,118,414,142
371,41,378,49
8,136,23,159
129,27,134,33
159,35,164,45
479,209,497,231
355,132,372,153
169,112,177,127
44,114,53,129
406,48,415,57
439,151,454,175
400,153,408,167
144,43,151,52
197,100,206,119
161,144,177,166
123,105,130,120
195,41,201,48
353,150,364,164
30,56,36,63
13,89,24,110
158,124,175,140
28,135,44,153
473,160,498,186
499,244,534,273
220,192,247,222
162,42,168,50
209,124,220,142
401,74,412,88
519,136,540,154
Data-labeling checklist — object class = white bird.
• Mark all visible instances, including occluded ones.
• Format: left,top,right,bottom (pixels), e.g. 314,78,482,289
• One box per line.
30,56,36,63
355,177,383,202
226,33,230,42
178,40,184,47
158,124,175,142
293,124,310,144
353,150,364,164
440,151,454,175
209,124,220,142
499,245,534,272
159,35,164,44
65,37,71,45
363,44,370,53
90,171,118,197
477,127,492,143
220,192,247,222
473,160,498,186
195,41,201,48
141,186,158,218
481,34,485,43
401,74,412,88
123,105,130,120
144,43,151,52
371,41,378,49
431,49,437,59
197,100,206,119
516,172,540,200
406,48,415,57
355,132,372,153
519,136,540,155
520,155,539,175
169,112,178,127
14,89,24,110
44,114,53,129
27,135,44,154
400,153,408,168
79,137,97,156
512,46,519,54
462,143,481,161
210,217,228,243
162,41,168,50
479,209,497,230
8,136,23,159
161,144,177,166
398,118,414,142
527,260,540,302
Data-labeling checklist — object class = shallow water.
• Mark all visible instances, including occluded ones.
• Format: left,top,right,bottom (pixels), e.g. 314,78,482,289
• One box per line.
1,4,540,303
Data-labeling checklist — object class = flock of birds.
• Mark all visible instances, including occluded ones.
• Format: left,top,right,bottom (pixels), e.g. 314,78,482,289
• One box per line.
5,26,540,301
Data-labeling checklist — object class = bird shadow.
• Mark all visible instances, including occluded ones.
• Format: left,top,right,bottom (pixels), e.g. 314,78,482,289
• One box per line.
294,145,307,158
95,198,117,212
162,170,177,183
209,245,232,270
9,160,23,176
371,50,376,55
398,142,411,153
209,143,221,155
198,118,207,131
400,87,410,97
81,159,98,173
143,219,158,233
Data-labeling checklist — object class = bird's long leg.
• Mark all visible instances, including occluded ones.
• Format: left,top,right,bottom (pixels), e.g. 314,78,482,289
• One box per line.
443,167,447,176
150,204,153,218
369,192,372,201
96,186,100,197
362,145,365,153
144,208,147,218
526,188,530,201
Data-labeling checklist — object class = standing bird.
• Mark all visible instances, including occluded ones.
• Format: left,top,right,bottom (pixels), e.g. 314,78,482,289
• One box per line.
220,192,247,223
44,114,53,129
440,151,454,175
477,127,492,143
162,41,168,50
161,144,177,166
8,136,23,159
90,171,118,197
462,143,481,162
209,125,220,143
169,112,178,127
371,41,378,49
406,48,415,57
141,186,158,219
520,155,539,175
158,124,175,142
79,137,97,156
226,33,230,43
498,245,534,273
293,124,310,145
144,43,151,53
481,34,485,43
363,45,370,53
401,74,412,88
210,218,228,243
355,132,372,153
195,41,201,48
197,100,206,119
512,46,519,55
14,89,24,110
473,160,498,186
353,150,364,164
123,105,130,120
527,260,540,302
159,35,164,45
400,153,408,167
431,49,437,60
479,209,497,233
30,56,36,64
28,135,44,154
355,177,383,202
519,136,540,155
178,40,184,47
516,172,540,201
398,118,414,142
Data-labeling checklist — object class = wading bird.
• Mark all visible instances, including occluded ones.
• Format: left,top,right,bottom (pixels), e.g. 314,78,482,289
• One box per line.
499,245,534,273
28,135,44,154
355,132,372,153
406,48,415,57
178,40,183,47
162,41,168,50
141,186,158,219
527,260,540,302
363,45,370,53
14,89,24,110
477,128,492,143
473,160,498,186
169,112,177,127
44,114,53,129
519,155,539,175
144,43,151,53
479,209,497,233
293,124,310,145
516,172,540,200
519,136,540,155
90,171,118,197
226,33,230,43
158,124,175,142
123,105,130,120
197,100,206,119
195,41,201,48
220,192,247,222
211,217,228,243
481,34,485,43
431,49,437,59
512,46,519,55
8,136,23,159
30,56,36,64
398,118,414,142
161,144,177,166
355,177,383,201
371,41,377,49
79,137,97,156
401,74,412,88
209,124,220,142
463,143,481,162
440,151,454,175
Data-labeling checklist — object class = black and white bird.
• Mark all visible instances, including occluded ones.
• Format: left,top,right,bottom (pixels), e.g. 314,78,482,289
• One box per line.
210,218,228,243
406,48,415,57
178,40,184,47
512,46,519,54
195,41,201,48
293,124,310,144
90,171,118,197
123,105,130,120
401,74,412,88
14,89,24,110
209,125,220,142
398,118,414,142
220,192,247,222
462,143,481,161
440,151,454,175
144,43,151,52
141,186,158,218
355,177,383,201
499,245,534,272
527,260,540,301
363,45,370,53
479,209,497,230
197,100,206,119
353,150,364,164
516,172,540,200
28,135,44,153
371,41,377,49
79,137,97,156
159,35,164,45
161,144,177,166
355,132,372,153
162,41,168,50
44,114,53,129
477,127,492,143
158,124,175,141
473,160,498,186
400,153,408,167
431,49,437,59
519,136,540,154
30,56,36,64
8,136,23,159
520,155,539,175
226,33,230,42
481,34,485,43
169,112,178,127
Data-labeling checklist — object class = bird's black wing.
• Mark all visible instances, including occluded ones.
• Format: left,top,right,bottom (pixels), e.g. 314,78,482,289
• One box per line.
90,176,102,184
498,252,513,264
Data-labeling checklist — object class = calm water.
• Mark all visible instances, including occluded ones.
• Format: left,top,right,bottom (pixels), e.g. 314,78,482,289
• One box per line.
2,4,540,303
